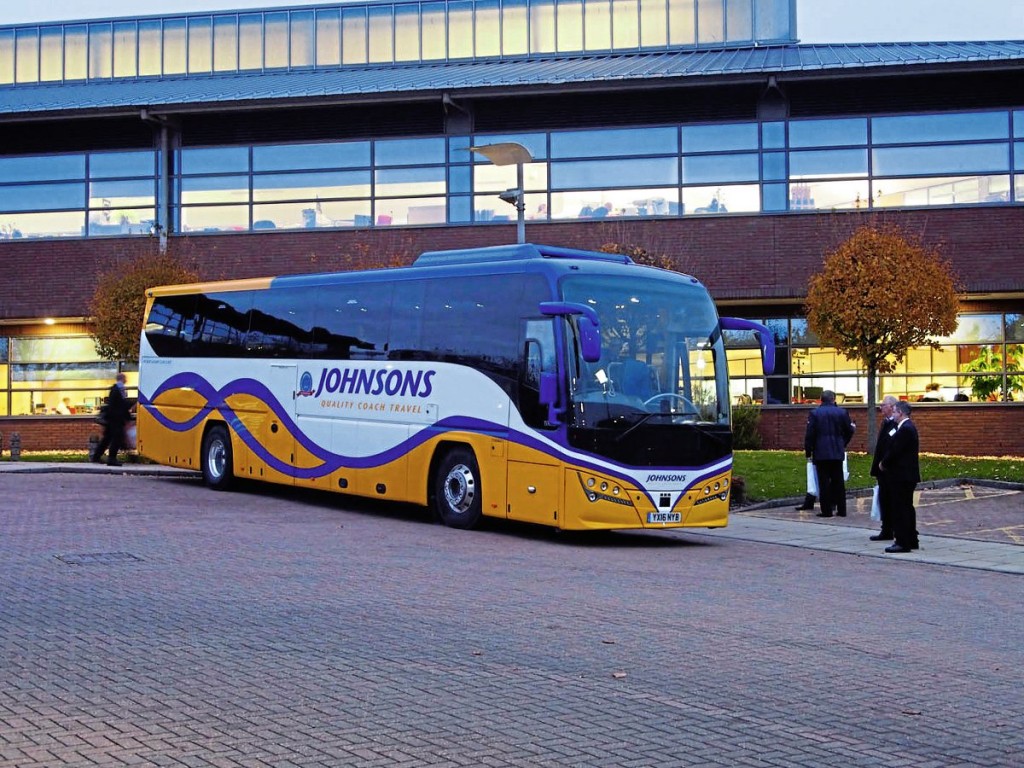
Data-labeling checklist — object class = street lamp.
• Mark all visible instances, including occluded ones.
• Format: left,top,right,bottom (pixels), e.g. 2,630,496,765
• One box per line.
468,142,533,244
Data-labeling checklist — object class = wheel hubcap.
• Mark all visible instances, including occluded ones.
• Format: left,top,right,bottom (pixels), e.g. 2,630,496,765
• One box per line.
208,439,226,479
443,464,475,514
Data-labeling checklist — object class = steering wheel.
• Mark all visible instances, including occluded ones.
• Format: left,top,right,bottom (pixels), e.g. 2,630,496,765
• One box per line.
643,393,697,412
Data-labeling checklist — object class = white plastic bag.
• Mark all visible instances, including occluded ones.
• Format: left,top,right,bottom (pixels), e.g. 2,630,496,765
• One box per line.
870,485,881,521
842,452,850,482
806,461,819,496
124,423,137,451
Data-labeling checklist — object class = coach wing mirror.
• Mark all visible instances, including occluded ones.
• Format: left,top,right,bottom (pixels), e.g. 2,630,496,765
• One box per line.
539,301,602,363
720,317,776,375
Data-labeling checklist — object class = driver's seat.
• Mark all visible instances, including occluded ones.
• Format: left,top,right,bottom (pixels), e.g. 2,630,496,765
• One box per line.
620,360,654,399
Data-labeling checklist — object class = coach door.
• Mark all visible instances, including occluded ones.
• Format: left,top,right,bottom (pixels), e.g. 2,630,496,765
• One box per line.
259,362,297,485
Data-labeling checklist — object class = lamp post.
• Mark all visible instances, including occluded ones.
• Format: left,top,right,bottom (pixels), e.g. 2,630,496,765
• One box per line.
468,142,533,244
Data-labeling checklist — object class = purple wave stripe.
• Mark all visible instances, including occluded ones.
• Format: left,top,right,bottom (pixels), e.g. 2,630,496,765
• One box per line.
142,374,732,493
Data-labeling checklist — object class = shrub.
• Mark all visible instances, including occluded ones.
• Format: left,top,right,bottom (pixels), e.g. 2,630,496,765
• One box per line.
731,405,762,449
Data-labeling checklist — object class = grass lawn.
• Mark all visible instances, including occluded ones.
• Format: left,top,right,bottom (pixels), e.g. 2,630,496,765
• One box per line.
734,450,1024,502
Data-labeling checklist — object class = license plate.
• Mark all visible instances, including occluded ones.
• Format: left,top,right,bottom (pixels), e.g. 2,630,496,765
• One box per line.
647,512,681,524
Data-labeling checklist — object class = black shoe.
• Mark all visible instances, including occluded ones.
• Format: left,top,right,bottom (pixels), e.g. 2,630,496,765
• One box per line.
885,544,912,554
815,512,833,518
91,453,103,463
795,505,814,511
836,511,847,517
910,543,920,551
869,533,894,541
107,460,123,467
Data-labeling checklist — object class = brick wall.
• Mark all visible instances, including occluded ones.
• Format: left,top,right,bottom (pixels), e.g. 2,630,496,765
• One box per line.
0,418,99,455
759,403,1024,457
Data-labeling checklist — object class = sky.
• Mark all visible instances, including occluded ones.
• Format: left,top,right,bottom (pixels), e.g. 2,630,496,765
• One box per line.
2,0,1023,43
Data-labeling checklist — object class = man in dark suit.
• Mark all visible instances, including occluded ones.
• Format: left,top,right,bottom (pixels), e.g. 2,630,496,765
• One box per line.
92,372,133,466
868,395,900,541
804,390,856,517
878,400,921,553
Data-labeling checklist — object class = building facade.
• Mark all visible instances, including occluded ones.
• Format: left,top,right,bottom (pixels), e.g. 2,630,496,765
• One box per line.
1,0,1022,455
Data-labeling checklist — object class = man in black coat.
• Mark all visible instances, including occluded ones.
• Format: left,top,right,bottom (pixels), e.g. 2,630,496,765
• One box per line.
877,400,921,553
804,390,856,517
93,372,133,466
868,395,900,541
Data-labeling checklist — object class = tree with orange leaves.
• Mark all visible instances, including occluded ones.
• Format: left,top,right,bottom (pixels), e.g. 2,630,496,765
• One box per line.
805,224,959,451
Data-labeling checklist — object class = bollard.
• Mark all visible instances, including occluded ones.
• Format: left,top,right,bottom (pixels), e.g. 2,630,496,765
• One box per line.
87,434,99,461
10,432,21,462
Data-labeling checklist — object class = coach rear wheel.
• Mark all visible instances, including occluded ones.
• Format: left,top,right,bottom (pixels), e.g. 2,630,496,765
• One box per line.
202,424,234,491
433,448,483,529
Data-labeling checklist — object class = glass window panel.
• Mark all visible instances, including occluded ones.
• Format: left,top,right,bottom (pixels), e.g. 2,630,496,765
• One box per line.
180,147,249,175
526,0,555,53
551,157,677,188
90,151,154,179
395,5,420,61
1016,174,1024,202
375,166,446,196
239,14,263,69
422,3,447,59
640,0,667,47
449,1,474,58
873,143,1008,176
89,179,155,207
762,182,786,211
790,180,869,210
253,141,370,171
548,187,679,219
368,6,394,63
187,17,212,74
872,112,1008,144
264,12,288,68
790,148,868,179
449,195,472,222
342,8,368,64
0,30,12,85
11,337,103,363
755,0,791,40
762,151,785,180
180,205,249,232
669,0,696,45
683,153,758,183
762,121,785,149
0,210,85,238
64,25,87,80
374,197,447,226
1015,142,1024,172
162,19,186,75
180,175,249,204
682,122,757,152
1005,314,1024,343
683,183,758,214
790,117,867,148
315,9,341,65
473,161,548,192
873,175,1010,207
16,28,39,83
551,126,677,157
472,132,548,160
1014,111,1024,139
138,20,161,76
375,138,446,166
696,0,724,44
0,155,84,182
556,0,584,52
726,0,753,41
937,314,1003,343
253,199,371,229
449,165,472,194
213,15,238,71
39,27,63,82
448,134,471,162
88,207,155,236
476,0,501,56
503,0,529,55
612,0,640,48
88,23,113,79
290,10,314,67
253,170,371,201
584,0,612,50
0,183,84,212
112,22,138,78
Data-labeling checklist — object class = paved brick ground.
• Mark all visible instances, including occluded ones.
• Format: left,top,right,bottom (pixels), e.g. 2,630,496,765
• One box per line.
2,473,1022,766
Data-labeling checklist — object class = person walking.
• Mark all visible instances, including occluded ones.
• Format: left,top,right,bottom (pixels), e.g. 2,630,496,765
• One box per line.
92,372,133,466
803,390,855,518
868,395,900,541
877,400,921,553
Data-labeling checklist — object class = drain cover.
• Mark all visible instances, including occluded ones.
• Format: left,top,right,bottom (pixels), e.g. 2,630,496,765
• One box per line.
56,552,143,566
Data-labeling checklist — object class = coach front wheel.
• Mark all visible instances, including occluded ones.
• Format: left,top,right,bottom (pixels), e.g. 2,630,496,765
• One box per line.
202,424,235,491
433,448,483,529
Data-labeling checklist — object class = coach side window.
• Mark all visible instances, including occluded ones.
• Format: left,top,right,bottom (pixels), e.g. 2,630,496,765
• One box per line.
193,291,253,357
313,282,392,359
145,294,198,357
246,288,317,357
